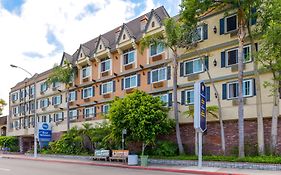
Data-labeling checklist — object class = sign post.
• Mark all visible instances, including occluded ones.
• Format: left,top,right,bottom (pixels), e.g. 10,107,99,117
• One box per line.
37,122,52,148
194,80,207,168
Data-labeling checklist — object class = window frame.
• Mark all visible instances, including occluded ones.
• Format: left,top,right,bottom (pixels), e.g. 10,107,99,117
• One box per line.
41,98,49,108
185,89,194,105
151,67,167,83
192,26,204,42
40,82,48,92
101,81,113,95
225,14,238,33
226,45,252,67
100,59,111,73
124,75,137,90
84,107,96,118
123,49,136,66
53,95,62,105
69,109,78,120
227,79,253,99
69,91,76,102
158,94,168,106
54,112,63,122
82,87,93,99
184,58,204,76
82,66,91,78
150,43,165,57
102,104,110,114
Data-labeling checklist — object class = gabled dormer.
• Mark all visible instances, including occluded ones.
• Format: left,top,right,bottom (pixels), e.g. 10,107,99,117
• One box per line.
76,44,91,69
60,52,73,66
116,24,137,55
93,35,111,61
144,9,163,34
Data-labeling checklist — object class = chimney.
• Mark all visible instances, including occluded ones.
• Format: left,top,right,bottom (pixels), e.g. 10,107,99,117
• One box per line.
140,15,148,31
115,27,121,42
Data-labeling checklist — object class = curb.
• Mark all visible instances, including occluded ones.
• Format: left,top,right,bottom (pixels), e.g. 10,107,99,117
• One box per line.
1,156,246,175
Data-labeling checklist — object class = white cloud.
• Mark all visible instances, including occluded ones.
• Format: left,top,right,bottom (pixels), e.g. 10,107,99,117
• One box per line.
0,0,180,115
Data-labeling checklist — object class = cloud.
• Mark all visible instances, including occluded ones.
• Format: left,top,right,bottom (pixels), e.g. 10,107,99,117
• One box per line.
0,0,181,115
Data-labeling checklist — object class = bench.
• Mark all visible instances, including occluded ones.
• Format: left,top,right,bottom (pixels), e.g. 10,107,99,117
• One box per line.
93,149,110,161
109,150,129,163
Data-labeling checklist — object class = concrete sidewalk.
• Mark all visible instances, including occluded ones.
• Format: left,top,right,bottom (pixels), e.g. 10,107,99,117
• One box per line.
0,154,280,175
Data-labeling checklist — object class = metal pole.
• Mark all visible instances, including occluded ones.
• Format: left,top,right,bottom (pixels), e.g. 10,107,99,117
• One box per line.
33,78,37,158
122,133,124,150
198,131,202,168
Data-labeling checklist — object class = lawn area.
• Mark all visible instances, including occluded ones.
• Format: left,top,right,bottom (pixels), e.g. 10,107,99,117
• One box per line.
150,155,281,164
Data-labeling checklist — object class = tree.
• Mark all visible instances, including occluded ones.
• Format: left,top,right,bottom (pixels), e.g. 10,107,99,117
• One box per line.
140,18,186,154
256,0,281,154
180,0,260,158
0,99,6,115
108,90,174,155
47,60,74,131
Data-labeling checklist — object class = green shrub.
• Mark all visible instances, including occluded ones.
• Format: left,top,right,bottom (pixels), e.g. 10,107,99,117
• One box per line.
150,140,178,156
0,136,19,152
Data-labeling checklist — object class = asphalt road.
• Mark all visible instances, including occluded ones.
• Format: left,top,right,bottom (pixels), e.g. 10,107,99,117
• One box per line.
0,158,197,175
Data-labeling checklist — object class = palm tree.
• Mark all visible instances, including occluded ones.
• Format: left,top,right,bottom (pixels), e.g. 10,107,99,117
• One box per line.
47,60,74,131
140,18,185,154
0,99,6,115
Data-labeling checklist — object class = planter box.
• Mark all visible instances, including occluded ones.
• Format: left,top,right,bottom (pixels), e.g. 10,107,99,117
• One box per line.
124,63,133,70
153,81,164,88
152,54,162,62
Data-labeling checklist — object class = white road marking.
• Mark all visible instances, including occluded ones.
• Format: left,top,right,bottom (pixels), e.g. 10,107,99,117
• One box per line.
0,168,11,171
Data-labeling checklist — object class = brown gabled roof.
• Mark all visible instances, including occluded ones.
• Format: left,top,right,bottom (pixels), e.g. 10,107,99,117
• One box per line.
70,6,169,63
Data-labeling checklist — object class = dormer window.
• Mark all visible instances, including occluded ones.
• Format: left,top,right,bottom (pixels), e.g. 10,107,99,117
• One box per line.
152,21,155,28
123,34,126,40
80,53,83,58
99,44,102,50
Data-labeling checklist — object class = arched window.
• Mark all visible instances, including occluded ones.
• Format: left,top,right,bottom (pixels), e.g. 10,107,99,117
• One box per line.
152,21,155,28
123,34,126,40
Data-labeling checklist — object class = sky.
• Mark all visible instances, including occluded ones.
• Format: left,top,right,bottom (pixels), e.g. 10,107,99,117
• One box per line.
0,0,181,115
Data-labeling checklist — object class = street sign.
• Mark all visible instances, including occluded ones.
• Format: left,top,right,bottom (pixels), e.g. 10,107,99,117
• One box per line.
194,80,207,132
37,122,52,142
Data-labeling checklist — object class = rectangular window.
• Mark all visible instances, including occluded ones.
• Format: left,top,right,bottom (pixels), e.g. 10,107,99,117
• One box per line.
30,85,35,96
192,26,203,42
52,81,60,88
101,59,111,72
124,75,137,89
102,81,113,94
84,107,96,118
12,92,18,101
40,82,48,92
227,79,253,99
123,49,135,65
226,45,251,66
54,112,64,122
83,87,93,99
42,115,47,122
69,91,76,102
150,43,164,57
225,14,237,32
159,94,168,106
13,106,19,115
82,66,90,78
69,109,78,120
52,95,61,105
102,104,110,114
184,58,203,75
185,90,194,105
151,67,167,83
40,98,49,108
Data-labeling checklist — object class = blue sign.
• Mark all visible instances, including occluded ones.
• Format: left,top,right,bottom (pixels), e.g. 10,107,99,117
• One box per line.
194,81,207,132
38,122,52,142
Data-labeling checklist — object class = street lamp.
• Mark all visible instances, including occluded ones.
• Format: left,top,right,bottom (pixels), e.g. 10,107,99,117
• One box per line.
10,64,38,158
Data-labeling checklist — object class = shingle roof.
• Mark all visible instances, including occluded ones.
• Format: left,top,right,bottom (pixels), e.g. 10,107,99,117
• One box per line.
70,6,169,63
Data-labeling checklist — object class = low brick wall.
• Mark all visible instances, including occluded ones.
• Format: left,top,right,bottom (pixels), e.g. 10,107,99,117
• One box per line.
25,153,94,161
160,118,281,155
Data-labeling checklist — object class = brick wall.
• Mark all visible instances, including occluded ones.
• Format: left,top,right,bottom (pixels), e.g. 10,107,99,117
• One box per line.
160,118,281,155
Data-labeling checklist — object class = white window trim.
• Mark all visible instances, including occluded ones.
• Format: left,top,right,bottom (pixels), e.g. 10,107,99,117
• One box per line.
41,82,48,92
84,107,96,118
55,112,63,122
192,26,203,43
225,14,238,33
69,109,78,120
184,58,204,76
124,75,137,90
100,59,111,73
226,45,252,67
69,91,76,102
53,95,61,105
102,104,110,114
101,81,113,95
83,87,93,99
41,98,48,108
149,43,165,57
151,67,167,83
123,50,136,66
227,79,253,99
185,89,194,105
158,94,168,106
82,66,90,78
